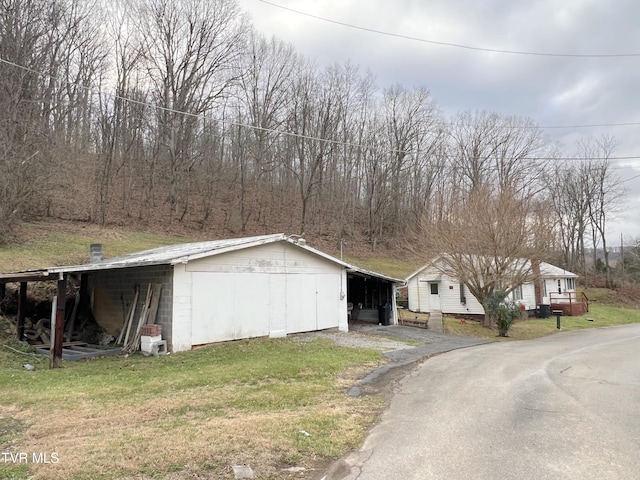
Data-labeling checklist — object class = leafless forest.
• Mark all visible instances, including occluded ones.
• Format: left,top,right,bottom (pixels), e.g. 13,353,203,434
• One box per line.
0,0,625,275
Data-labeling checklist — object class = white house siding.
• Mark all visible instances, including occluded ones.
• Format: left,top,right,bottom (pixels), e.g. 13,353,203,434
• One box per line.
173,241,348,351
519,283,537,311
541,278,576,304
407,266,439,312
407,276,422,312
409,272,538,316
440,278,485,316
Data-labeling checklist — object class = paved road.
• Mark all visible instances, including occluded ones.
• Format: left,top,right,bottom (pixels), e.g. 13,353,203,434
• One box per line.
326,324,640,480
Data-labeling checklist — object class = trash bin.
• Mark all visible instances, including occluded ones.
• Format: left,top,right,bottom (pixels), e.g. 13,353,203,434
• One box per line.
378,304,390,325
537,304,550,318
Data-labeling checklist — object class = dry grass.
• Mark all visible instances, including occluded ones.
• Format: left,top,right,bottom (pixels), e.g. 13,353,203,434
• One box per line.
0,338,385,480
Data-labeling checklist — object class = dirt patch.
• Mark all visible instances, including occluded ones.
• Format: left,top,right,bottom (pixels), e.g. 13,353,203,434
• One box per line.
0,408,26,450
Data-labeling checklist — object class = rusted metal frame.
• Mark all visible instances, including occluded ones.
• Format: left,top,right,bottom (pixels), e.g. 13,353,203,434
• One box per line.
50,274,67,369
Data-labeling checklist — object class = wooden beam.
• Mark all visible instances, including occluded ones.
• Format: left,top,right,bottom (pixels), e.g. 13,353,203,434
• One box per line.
16,282,27,342
0,272,51,283
50,275,67,369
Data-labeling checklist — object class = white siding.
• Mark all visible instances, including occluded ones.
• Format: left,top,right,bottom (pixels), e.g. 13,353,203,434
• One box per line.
171,264,193,352
407,276,422,312
173,241,348,351
519,283,537,310
407,266,441,312
408,267,539,316
439,278,485,315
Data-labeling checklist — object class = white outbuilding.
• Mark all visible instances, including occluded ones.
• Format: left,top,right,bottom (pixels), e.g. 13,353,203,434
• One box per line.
46,234,401,352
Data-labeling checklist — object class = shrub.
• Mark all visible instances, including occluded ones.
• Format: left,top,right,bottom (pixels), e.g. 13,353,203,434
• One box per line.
484,291,523,337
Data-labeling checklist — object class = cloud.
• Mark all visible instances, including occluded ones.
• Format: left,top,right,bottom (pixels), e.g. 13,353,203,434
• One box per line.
239,0,640,239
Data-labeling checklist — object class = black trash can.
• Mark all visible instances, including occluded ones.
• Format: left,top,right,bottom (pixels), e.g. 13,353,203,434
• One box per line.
378,304,390,325
537,304,550,318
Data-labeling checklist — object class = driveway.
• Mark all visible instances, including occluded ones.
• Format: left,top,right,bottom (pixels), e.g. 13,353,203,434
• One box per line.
323,323,640,480
296,323,490,397
346,324,491,396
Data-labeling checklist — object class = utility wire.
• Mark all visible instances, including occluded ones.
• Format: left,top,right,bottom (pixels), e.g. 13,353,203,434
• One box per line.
257,0,640,58
2,55,640,162
2,56,639,131
621,173,640,183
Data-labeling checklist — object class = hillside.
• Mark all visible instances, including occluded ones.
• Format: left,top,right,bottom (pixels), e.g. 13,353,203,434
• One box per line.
0,219,419,279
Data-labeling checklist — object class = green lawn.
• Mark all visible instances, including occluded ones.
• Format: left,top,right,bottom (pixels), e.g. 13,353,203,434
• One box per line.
444,304,640,341
0,333,384,480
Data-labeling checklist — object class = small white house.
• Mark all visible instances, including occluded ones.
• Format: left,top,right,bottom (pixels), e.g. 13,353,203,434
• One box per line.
406,258,580,317
45,234,401,352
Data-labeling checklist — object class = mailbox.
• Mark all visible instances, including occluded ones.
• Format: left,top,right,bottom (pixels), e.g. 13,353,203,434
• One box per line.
552,309,563,329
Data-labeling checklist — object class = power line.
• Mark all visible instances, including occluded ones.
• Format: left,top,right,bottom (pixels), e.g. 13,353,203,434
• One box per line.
256,0,640,59
2,55,640,162
2,55,639,132
621,173,640,183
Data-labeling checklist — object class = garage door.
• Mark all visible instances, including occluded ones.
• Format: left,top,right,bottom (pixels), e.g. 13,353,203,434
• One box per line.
190,272,342,345
285,274,340,333
191,272,270,345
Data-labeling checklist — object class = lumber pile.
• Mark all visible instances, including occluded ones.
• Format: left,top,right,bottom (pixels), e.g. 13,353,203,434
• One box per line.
118,284,163,354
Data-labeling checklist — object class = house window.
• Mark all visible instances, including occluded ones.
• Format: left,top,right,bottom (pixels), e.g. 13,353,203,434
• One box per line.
459,283,466,304
565,278,575,291
430,283,439,295
542,280,547,297
512,285,523,301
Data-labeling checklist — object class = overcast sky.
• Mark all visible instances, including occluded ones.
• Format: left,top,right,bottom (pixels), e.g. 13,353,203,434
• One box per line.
237,0,640,245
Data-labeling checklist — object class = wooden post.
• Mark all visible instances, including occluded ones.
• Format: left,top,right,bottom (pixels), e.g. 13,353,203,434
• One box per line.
0,283,5,311
50,275,67,369
16,282,27,342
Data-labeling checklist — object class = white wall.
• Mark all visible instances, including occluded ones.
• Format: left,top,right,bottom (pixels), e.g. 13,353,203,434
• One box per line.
408,266,538,316
171,263,193,352
171,241,348,351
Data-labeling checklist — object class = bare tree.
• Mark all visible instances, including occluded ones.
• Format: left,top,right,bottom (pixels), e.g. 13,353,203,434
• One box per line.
425,185,554,327
548,162,591,274
231,31,296,231
577,135,625,286
0,0,102,238
448,110,548,196
94,2,147,225
135,0,248,221
421,112,553,327
284,59,342,235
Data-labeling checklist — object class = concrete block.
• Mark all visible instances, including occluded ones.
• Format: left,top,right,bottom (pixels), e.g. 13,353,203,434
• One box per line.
232,465,255,479
141,335,162,344
151,340,167,356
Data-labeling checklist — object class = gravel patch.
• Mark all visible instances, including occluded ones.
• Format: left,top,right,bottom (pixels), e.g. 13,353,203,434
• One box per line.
291,330,416,352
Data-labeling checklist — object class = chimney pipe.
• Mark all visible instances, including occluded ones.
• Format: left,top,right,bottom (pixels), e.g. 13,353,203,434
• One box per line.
90,243,103,263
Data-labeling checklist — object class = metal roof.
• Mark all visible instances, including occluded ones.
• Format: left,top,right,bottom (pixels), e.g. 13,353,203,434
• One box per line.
406,256,578,281
48,234,289,273
538,262,578,279
34,233,402,283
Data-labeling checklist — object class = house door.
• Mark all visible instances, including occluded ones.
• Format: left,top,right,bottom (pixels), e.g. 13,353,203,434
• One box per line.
429,282,441,311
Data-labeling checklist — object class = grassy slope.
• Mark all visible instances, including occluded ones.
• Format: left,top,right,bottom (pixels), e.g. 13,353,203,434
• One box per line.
0,334,383,480
0,221,194,272
1,220,414,278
